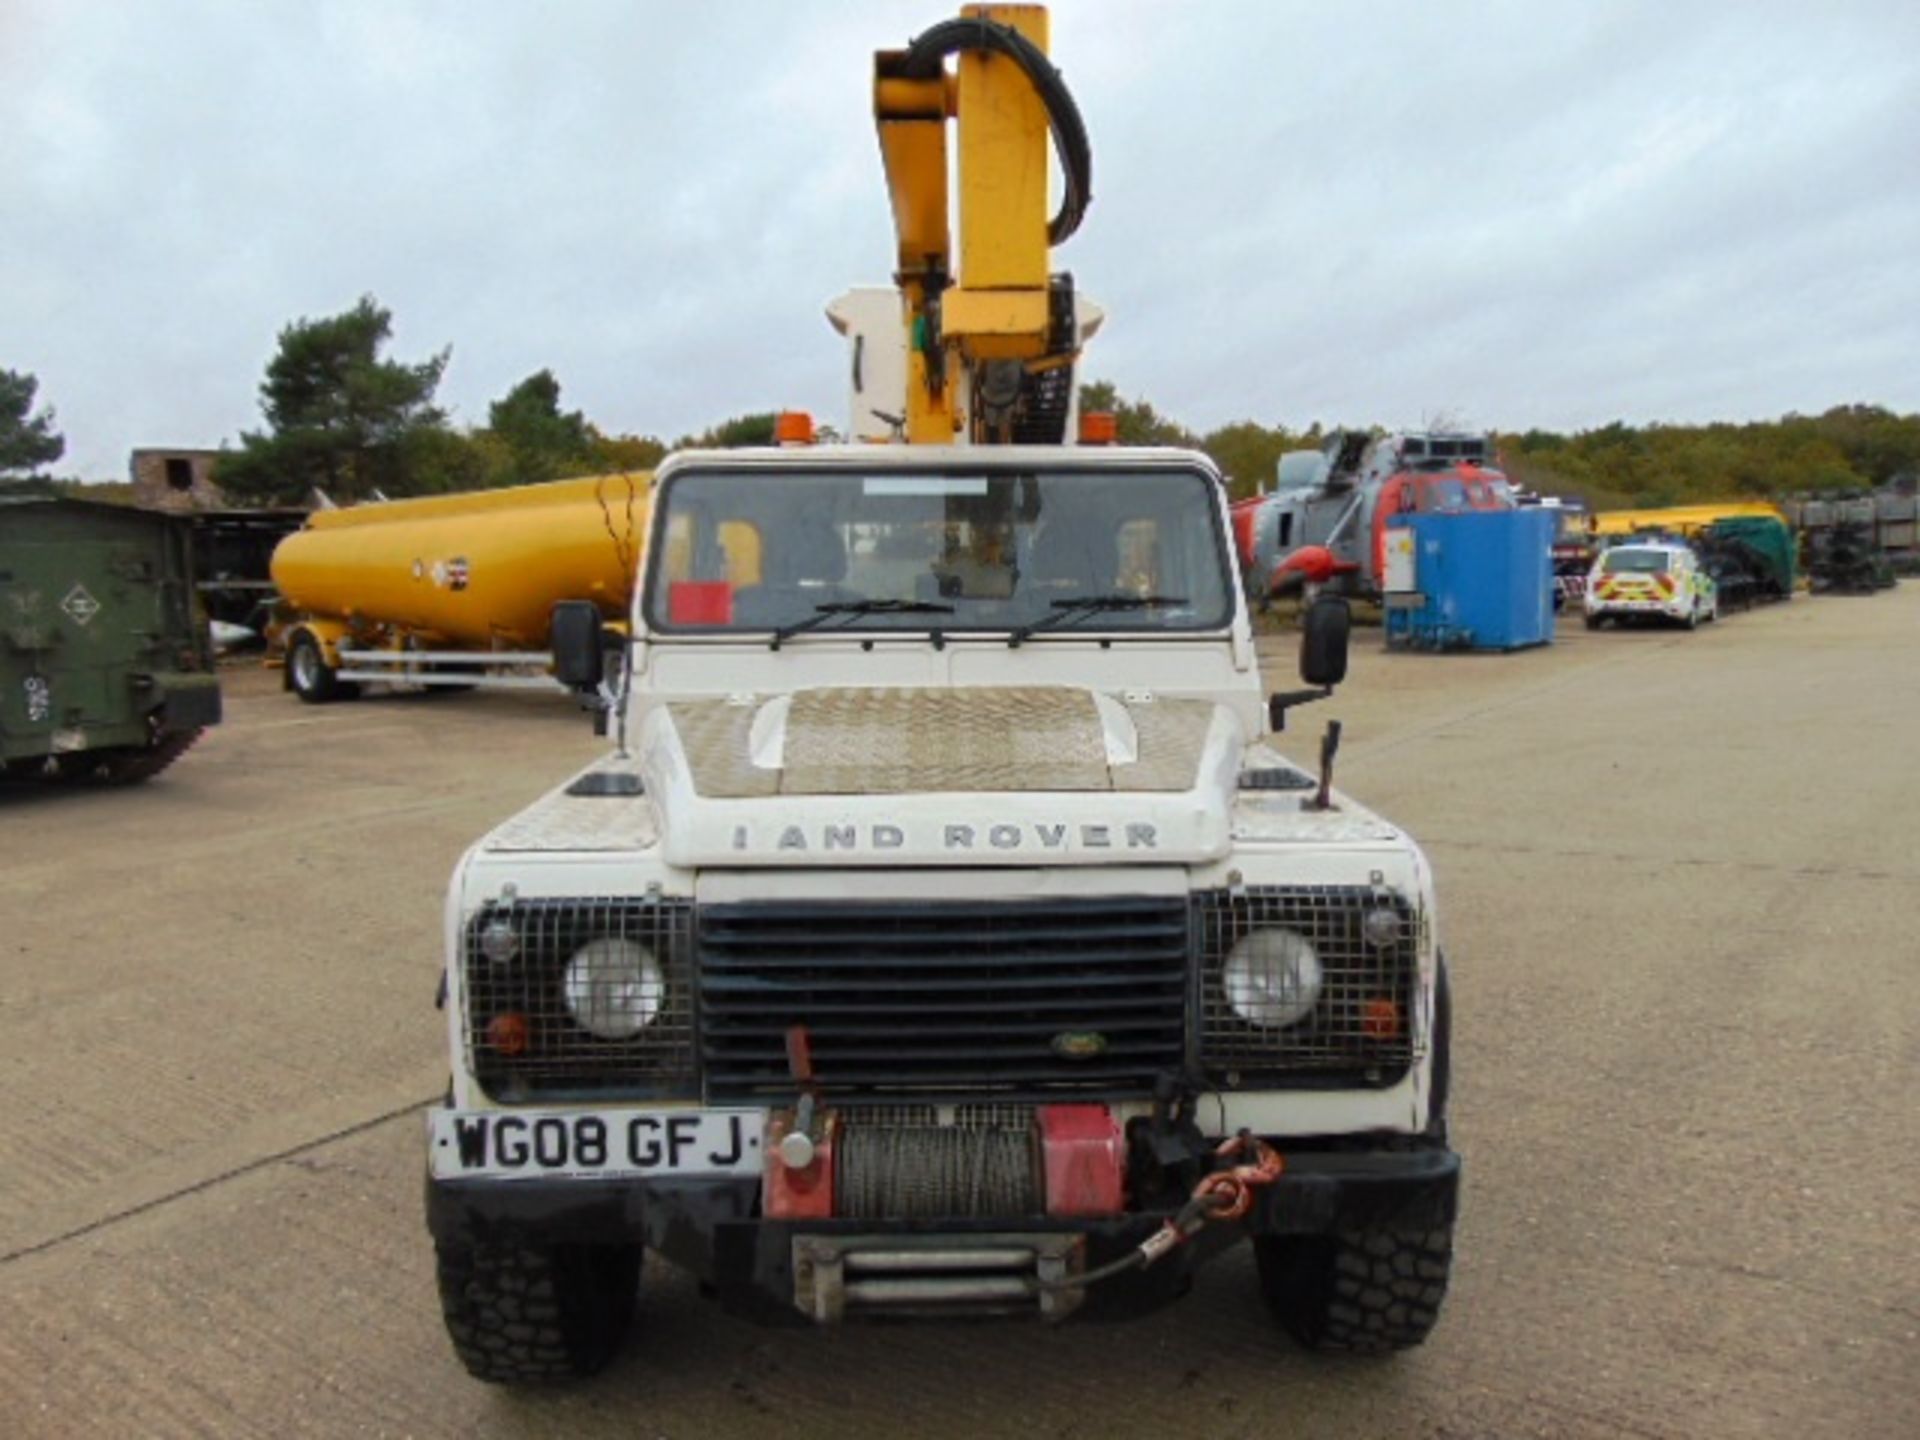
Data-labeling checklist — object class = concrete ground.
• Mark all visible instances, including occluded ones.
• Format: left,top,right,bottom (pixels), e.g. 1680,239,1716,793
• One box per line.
1,591,1915,1439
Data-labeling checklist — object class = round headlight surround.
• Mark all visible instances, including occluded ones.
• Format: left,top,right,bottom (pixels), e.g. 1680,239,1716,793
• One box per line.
478,917,519,964
1361,905,1404,949
1223,928,1322,1029
562,937,665,1040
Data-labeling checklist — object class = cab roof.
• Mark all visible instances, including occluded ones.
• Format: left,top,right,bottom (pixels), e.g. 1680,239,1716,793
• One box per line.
656,444,1225,483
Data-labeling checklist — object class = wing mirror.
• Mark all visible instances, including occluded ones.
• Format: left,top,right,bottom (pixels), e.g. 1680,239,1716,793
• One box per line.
1299,594,1351,687
1268,595,1351,732
550,600,606,691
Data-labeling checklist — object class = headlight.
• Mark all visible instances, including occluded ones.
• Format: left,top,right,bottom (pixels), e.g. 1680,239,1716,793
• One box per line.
1223,928,1321,1028
563,938,664,1039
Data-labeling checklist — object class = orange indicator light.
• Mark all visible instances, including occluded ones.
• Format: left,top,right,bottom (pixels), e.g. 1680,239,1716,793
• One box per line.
1360,998,1402,1040
486,1012,530,1057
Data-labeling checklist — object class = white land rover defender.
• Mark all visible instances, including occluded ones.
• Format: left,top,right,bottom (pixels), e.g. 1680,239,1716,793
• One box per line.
426,445,1458,1381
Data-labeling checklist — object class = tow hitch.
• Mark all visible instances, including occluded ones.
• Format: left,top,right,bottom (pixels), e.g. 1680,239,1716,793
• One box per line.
1035,1132,1285,1293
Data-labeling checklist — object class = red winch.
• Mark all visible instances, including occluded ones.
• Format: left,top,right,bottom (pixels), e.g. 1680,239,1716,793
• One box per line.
762,1101,1127,1221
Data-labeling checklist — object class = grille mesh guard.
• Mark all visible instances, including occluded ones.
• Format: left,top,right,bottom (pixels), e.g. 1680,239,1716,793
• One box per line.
1194,885,1421,1085
461,886,1419,1103
698,896,1190,1100
463,896,696,1101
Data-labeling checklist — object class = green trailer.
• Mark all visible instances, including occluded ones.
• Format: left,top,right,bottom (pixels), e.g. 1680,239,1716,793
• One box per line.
1705,515,1797,600
1,490,221,783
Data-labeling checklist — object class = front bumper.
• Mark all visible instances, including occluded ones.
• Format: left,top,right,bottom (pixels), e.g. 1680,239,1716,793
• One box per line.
425,1139,1460,1324
153,670,222,731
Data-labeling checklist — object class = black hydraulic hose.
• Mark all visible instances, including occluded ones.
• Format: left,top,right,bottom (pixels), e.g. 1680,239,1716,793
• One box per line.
899,15,1092,246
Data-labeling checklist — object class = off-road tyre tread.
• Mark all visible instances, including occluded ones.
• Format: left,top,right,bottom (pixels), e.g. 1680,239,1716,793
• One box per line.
95,728,203,784
48,728,203,785
435,1240,639,1384
1256,1224,1453,1354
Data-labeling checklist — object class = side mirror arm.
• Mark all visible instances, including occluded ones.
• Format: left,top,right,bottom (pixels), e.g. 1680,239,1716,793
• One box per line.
1268,686,1332,733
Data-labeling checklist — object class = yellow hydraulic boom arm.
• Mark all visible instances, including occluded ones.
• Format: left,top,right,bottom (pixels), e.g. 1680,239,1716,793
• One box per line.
872,5,1092,444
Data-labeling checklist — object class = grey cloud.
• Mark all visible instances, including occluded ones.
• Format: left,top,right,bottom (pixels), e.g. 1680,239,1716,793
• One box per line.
2,0,1916,479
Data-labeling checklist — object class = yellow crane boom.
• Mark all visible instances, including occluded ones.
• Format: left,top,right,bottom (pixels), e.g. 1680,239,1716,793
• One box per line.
871,5,1092,444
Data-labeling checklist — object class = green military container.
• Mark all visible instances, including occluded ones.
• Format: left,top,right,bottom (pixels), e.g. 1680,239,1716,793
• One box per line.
1,489,221,783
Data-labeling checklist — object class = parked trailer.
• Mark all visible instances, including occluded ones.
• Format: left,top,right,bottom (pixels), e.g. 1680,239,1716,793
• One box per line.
1807,518,1897,594
1788,488,1918,575
0,490,220,782
1700,516,1795,605
1590,501,1787,539
270,473,649,702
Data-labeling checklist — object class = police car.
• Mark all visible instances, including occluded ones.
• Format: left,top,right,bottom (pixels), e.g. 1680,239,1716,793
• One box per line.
1584,539,1718,629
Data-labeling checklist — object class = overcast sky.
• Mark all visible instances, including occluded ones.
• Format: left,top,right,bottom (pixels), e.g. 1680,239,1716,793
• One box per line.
4,1,1918,480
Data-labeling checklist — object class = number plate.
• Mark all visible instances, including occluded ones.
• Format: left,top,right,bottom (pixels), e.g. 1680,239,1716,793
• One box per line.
428,1107,765,1182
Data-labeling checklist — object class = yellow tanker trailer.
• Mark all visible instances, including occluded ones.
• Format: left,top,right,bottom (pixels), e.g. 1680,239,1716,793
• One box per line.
271,473,649,702
1590,500,1786,538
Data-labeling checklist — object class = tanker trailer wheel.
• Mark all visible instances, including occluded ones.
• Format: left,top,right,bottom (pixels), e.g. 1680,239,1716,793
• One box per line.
287,631,358,704
435,1238,640,1384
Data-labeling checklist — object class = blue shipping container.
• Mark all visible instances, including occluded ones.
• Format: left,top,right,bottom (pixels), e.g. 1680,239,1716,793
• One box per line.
1382,509,1556,651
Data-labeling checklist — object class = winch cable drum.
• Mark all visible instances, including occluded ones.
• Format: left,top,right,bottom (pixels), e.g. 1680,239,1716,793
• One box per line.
897,14,1093,246
836,1121,1041,1220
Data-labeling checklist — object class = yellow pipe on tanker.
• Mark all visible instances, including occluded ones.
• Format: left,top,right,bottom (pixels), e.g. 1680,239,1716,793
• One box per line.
272,473,651,650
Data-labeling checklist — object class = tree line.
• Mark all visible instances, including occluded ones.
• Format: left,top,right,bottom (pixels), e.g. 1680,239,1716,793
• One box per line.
6,296,1917,510
1076,381,1920,508
2,297,780,503
210,296,687,506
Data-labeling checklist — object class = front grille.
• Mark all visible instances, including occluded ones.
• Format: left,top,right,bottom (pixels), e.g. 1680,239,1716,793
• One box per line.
698,897,1190,1100
464,896,696,1101
1195,886,1420,1084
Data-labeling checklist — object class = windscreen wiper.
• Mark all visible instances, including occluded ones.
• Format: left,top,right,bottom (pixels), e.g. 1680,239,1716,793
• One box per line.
1006,593,1188,647
769,598,954,650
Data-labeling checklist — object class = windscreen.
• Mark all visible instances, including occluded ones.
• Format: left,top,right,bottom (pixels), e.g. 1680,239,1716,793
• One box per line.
645,467,1232,636
1602,548,1671,573
1416,478,1471,513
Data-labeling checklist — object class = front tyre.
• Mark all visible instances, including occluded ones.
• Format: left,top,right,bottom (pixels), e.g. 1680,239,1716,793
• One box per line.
435,1239,640,1384
1254,1222,1454,1354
